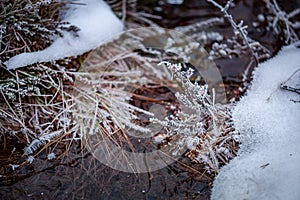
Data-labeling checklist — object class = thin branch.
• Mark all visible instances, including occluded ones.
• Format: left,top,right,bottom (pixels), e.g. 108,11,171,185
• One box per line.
207,0,259,64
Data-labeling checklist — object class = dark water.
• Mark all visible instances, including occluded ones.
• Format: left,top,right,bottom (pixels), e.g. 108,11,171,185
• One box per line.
1,0,299,199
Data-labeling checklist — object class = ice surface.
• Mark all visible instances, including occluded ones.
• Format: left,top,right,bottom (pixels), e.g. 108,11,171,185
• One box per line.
5,0,123,70
211,44,300,200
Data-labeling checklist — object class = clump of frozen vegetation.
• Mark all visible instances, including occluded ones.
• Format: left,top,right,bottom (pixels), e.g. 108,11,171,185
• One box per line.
0,61,79,157
154,61,239,173
0,0,78,62
73,46,157,141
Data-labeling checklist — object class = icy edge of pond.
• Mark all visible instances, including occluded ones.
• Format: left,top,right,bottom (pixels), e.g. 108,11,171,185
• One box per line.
211,43,300,200
5,0,123,70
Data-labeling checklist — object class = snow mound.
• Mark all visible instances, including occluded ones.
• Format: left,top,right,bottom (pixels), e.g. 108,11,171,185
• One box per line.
211,44,300,200
5,0,123,70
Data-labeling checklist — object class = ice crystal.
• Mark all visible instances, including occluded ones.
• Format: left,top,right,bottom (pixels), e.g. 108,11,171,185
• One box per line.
47,152,56,160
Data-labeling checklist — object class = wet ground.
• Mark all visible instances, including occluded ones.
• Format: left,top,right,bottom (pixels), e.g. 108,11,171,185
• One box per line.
1,0,299,199
0,137,212,199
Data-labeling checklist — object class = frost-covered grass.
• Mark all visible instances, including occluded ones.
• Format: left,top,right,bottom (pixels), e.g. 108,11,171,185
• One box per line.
0,61,79,161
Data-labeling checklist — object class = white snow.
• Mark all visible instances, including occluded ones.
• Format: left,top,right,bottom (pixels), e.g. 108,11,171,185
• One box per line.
211,43,300,200
5,0,123,70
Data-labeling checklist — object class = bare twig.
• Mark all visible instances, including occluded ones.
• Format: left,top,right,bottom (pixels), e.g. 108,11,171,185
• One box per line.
264,0,300,44
207,0,260,63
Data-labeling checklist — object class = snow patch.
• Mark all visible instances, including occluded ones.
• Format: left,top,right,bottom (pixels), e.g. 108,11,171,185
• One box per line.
211,44,300,200
5,0,123,70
